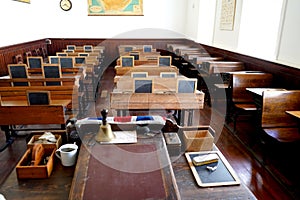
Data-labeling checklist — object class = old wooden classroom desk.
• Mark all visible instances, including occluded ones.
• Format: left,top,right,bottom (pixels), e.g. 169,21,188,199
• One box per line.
0,119,256,199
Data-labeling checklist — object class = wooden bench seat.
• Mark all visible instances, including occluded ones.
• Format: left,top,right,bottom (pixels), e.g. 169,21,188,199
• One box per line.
226,72,273,132
261,90,300,142
0,85,81,114
260,90,300,162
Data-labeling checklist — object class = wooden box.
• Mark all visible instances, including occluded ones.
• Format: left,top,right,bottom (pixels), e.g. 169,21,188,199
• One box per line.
183,130,214,152
27,134,62,151
16,147,56,179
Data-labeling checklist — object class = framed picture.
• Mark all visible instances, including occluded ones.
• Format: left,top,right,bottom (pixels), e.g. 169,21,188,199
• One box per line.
88,0,143,16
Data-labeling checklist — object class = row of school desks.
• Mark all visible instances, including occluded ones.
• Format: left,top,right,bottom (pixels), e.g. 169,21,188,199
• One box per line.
0,45,105,145
0,45,257,199
111,47,205,126
167,44,300,181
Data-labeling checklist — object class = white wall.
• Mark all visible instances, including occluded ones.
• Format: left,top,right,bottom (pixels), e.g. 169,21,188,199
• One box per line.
0,0,187,47
277,0,300,67
212,0,243,51
237,0,284,61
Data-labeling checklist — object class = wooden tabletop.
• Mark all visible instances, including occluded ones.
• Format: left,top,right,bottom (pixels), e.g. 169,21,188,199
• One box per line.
286,111,300,119
246,88,286,96
1,99,71,107
69,125,180,200
110,91,205,110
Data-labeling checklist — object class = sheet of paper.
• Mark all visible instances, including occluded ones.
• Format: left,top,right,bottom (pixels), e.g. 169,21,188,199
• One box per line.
99,131,137,144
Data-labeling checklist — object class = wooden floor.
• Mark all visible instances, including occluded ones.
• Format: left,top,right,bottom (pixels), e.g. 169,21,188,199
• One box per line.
0,65,299,200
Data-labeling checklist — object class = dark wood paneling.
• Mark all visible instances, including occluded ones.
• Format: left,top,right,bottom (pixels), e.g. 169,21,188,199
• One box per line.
0,39,47,76
200,44,300,89
1,38,299,90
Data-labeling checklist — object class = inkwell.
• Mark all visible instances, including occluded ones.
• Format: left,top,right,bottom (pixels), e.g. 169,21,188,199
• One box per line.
95,109,115,142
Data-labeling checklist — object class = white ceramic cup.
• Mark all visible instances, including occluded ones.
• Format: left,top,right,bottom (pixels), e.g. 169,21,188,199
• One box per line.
55,143,78,167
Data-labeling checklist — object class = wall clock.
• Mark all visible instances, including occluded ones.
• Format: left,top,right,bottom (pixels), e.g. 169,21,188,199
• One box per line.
60,0,72,11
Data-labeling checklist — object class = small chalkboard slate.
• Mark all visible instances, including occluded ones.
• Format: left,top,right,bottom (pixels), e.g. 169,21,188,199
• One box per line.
67,45,76,50
185,151,240,187
42,64,62,86
120,56,134,67
27,57,42,69
8,64,29,86
160,72,177,78
59,57,74,68
124,46,133,52
158,56,171,67
56,52,68,56
27,91,51,105
134,79,153,93
131,72,148,78
84,45,93,52
78,53,89,57
129,52,140,60
75,57,86,64
49,56,59,64
177,79,197,93
143,45,152,53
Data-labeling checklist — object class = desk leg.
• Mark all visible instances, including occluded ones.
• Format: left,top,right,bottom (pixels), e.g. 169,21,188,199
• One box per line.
187,109,194,126
0,125,15,152
178,110,185,126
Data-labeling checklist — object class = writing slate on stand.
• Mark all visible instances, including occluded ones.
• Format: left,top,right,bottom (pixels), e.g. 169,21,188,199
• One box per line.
160,72,177,78
158,56,171,67
43,65,62,86
84,45,93,52
134,79,153,93
75,57,86,65
27,91,51,105
49,56,59,64
129,52,140,60
143,45,152,53
177,79,197,93
120,56,134,67
131,72,148,78
8,64,29,86
60,57,74,69
67,45,76,50
124,46,133,52
27,57,42,69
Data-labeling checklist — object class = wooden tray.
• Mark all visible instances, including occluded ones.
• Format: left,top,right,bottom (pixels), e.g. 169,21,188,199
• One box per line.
185,151,240,187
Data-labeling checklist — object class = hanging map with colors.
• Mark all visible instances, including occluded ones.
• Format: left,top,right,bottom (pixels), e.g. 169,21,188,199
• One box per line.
88,0,143,16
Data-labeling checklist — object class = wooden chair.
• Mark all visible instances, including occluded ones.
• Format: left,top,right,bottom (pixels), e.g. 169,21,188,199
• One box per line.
228,72,273,132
